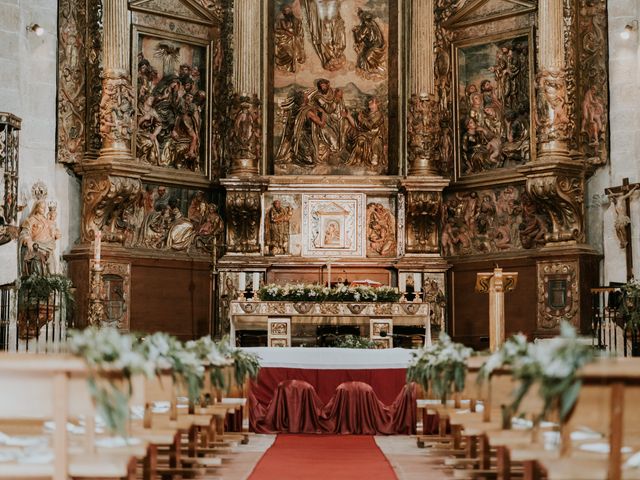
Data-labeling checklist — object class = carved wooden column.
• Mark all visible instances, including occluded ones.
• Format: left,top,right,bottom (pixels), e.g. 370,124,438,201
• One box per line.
99,0,135,161
407,0,438,176
521,0,585,246
228,0,262,177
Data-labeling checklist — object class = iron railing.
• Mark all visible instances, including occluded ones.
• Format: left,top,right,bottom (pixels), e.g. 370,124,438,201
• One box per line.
591,286,639,357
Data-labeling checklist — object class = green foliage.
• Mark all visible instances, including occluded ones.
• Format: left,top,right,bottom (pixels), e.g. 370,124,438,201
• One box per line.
621,279,640,331
217,338,261,387
19,273,75,310
257,283,402,303
406,333,472,402
334,335,377,349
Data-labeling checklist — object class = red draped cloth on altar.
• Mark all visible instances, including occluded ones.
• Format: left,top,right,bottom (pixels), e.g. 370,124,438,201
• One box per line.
250,368,417,435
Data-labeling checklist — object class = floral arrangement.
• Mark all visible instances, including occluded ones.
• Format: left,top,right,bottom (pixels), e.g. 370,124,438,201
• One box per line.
621,279,640,331
257,283,402,303
406,333,473,402
334,335,377,349
185,336,233,390
488,323,595,424
68,328,260,435
478,333,530,382
217,338,261,387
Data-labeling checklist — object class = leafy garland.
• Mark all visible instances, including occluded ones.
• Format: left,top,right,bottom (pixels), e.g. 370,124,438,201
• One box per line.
68,328,261,435
257,283,402,303
406,333,472,402
479,323,595,424
621,279,640,331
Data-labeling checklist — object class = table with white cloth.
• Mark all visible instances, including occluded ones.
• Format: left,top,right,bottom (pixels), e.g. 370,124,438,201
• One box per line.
244,347,419,434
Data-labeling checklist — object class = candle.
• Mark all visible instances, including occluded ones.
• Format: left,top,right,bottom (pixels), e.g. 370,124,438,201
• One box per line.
94,230,101,266
327,263,332,287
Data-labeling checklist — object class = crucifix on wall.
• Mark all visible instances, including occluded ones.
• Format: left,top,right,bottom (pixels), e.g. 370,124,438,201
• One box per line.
606,178,639,280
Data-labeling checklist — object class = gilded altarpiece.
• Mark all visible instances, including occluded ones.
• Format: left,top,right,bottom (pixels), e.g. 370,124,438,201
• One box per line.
269,0,398,175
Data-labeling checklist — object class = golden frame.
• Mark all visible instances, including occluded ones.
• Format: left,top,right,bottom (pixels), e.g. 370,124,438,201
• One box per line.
131,24,213,183
452,26,536,182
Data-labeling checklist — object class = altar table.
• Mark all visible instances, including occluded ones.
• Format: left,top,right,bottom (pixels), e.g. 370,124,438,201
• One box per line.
244,347,418,434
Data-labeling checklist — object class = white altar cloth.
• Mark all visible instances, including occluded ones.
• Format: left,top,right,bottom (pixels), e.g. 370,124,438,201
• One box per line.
241,347,415,370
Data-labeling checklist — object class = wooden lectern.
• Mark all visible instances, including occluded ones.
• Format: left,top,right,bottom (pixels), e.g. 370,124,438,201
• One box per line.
475,267,518,352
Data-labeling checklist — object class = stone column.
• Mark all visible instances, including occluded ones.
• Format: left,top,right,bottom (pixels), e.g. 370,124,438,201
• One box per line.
407,0,439,176
228,0,262,177
99,0,135,160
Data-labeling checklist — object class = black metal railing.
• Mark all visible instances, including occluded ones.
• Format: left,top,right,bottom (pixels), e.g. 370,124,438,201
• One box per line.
0,283,13,351
591,286,639,357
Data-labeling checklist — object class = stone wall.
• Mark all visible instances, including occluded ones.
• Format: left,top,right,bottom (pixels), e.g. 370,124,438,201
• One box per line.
587,1,640,284
0,0,80,286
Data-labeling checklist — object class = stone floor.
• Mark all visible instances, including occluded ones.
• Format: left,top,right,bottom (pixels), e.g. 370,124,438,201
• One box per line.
205,434,452,480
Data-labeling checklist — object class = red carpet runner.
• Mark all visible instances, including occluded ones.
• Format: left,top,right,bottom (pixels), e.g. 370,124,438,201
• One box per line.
248,434,397,480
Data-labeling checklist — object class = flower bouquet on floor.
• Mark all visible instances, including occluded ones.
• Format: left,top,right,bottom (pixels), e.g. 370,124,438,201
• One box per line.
406,332,472,404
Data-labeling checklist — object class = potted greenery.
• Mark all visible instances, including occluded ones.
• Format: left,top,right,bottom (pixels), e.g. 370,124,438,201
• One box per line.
17,273,74,339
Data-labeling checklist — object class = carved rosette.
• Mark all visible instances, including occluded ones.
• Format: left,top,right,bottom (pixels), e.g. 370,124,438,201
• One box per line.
99,71,135,154
81,175,142,244
57,0,87,165
406,191,441,254
226,189,262,253
535,69,571,151
537,261,579,331
526,175,584,244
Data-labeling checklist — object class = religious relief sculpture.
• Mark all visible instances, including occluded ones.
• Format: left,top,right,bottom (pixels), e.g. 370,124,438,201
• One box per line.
134,35,208,172
352,9,386,80
423,276,446,330
100,74,135,151
19,183,61,277
275,79,387,174
301,0,346,71
274,5,306,73
226,190,261,254
406,192,440,254
121,186,224,253
535,69,571,145
265,199,293,255
580,85,605,157
457,35,531,175
441,185,549,256
366,203,396,257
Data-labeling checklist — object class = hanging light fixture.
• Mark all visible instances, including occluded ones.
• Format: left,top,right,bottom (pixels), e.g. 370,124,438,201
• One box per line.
620,20,638,40
26,23,45,36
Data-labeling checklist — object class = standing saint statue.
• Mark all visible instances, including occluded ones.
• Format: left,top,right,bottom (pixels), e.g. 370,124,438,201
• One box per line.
265,200,292,255
274,5,306,73
352,9,386,78
19,200,61,276
301,0,346,71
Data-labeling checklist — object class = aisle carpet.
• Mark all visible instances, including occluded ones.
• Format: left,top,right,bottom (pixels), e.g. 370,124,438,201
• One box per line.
248,434,397,480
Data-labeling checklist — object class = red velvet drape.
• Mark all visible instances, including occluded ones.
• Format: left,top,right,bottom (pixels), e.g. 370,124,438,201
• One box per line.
250,374,417,435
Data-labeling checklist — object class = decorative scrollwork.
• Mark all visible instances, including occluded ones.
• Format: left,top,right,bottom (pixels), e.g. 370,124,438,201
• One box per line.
535,69,571,147
100,72,135,152
226,190,262,253
81,175,142,244
527,175,584,244
537,261,579,330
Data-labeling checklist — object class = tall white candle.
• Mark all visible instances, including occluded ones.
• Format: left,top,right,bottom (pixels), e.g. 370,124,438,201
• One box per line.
94,230,101,266
327,263,332,286
253,272,260,291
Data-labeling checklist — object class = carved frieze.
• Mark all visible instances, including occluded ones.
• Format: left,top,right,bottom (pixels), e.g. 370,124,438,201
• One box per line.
442,184,550,256
577,0,609,166
100,72,135,153
406,191,441,255
81,175,142,244
57,0,87,165
226,190,261,253
526,174,584,244
537,260,579,331
535,69,571,148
